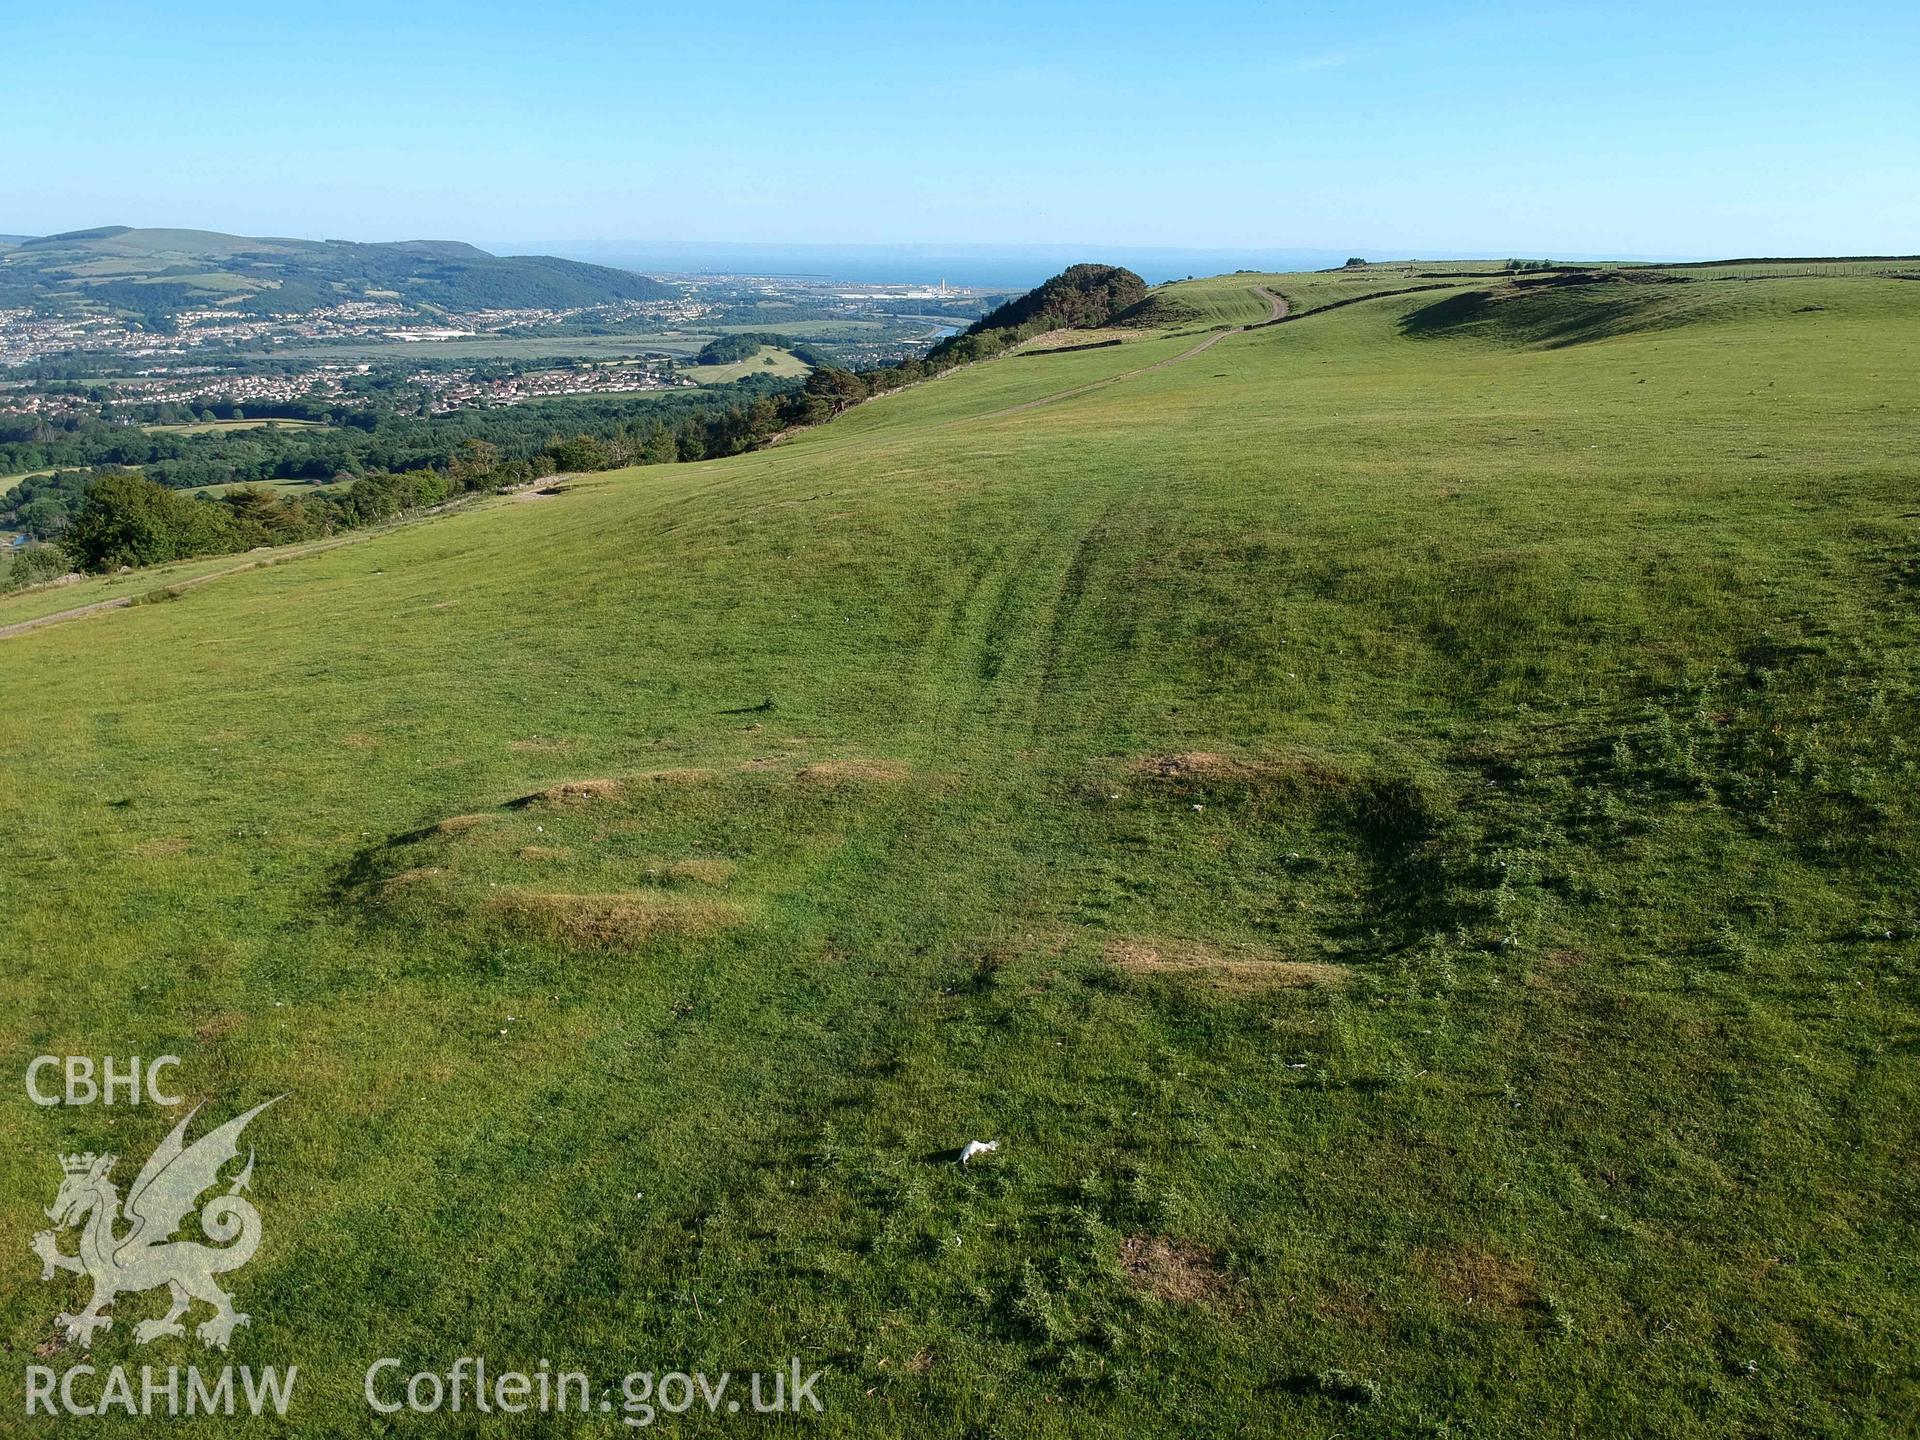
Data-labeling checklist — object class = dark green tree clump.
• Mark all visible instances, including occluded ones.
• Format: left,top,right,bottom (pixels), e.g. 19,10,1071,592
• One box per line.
695,333,789,365
952,264,1149,338
60,472,243,570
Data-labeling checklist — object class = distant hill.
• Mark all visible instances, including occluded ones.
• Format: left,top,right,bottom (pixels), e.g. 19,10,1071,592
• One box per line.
0,226,677,318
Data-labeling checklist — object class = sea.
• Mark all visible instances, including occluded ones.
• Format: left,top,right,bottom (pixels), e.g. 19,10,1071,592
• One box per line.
509,241,1409,290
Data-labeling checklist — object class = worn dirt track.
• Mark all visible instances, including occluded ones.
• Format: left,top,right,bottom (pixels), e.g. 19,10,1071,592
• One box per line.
0,591,142,640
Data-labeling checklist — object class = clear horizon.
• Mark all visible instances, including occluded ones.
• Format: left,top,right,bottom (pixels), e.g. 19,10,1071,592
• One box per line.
501,240,1717,290
5,1,1916,257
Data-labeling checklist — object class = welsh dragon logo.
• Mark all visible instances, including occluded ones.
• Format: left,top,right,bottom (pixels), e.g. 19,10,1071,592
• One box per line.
31,1098,282,1351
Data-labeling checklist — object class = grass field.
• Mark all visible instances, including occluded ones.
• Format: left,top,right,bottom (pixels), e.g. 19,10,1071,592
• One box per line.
1120,268,1454,327
142,418,329,435
2,267,1916,1436
181,476,355,498
0,548,282,625
1638,258,1920,280
1119,273,1286,326
681,344,815,384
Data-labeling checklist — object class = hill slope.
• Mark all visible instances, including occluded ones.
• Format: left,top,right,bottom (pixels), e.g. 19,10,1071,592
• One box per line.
3,269,1916,1437
0,225,677,317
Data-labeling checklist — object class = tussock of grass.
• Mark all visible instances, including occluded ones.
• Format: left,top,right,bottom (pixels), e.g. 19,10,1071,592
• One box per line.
1118,1236,1233,1305
664,857,736,886
1129,749,1246,779
635,766,716,785
483,888,745,948
380,864,446,890
1104,938,1347,990
1128,748,1351,789
511,777,624,807
1417,1245,1540,1318
193,1010,247,1042
794,758,914,784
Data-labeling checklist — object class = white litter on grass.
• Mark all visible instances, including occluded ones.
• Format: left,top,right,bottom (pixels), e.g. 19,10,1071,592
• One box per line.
958,1140,1000,1167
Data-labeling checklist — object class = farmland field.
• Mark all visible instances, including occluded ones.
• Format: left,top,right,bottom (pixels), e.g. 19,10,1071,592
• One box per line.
681,344,814,384
3,266,1916,1437
181,476,354,497
141,418,329,435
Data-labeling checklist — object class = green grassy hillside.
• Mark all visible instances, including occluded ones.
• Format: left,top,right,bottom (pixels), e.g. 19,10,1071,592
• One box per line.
3,269,1916,1436
1119,273,1286,326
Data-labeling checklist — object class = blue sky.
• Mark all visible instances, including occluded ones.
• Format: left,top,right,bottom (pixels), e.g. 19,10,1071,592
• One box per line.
5,0,1916,258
